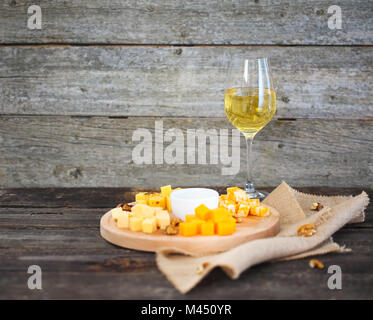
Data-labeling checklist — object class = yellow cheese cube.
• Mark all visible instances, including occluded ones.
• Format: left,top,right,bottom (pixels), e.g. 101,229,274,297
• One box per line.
142,217,157,234
129,217,143,232
166,195,172,212
148,193,165,208
155,210,170,229
136,199,147,204
135,192,148,203
131,204,155,218
110,207,124,221
160,185,172,197
117,212,130,229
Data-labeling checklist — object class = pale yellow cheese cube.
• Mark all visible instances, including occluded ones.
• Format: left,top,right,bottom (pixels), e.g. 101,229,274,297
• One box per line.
129,217,143,232
110,207,123,221
117,211,130,229
131,204,155,218
142,217,157,234
155,210,170,230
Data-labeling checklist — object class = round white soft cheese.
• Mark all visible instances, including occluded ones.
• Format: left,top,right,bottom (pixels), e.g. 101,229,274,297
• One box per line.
170,188,219,221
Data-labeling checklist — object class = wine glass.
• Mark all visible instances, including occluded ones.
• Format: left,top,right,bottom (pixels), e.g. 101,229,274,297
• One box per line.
224,57,276,199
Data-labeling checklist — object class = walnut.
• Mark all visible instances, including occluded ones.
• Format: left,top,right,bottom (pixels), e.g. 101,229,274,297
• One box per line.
297,223,317,237
164,225,178,235
122,203,134,211
116,203,124,208
309,259,324,269
170,217,182,227
311,202,324,211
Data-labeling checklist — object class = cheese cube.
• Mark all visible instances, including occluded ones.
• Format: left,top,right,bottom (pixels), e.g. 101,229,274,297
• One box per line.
246,199,260,206
216,218,236,236
250,206,270,217
148,193,165,208
129,217,143,232
185,214,196,222
195,204,211,220
166,195,172,212
110,207,124,221
227,187,248,202
201,221,215,236
237,203,250,217
136,199,147,204
160,185,172,197
179,222,198,237
155,210,170,230
210,207,230,223
131,204,155,218
219,200,236,215
142,217,157,234
117,212,130,229
135,192,148,203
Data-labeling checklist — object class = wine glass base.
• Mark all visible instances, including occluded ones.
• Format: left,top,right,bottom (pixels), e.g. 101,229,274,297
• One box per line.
244,189,267,200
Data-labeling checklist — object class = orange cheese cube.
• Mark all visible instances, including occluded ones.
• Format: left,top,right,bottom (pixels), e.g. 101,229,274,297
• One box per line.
195,204,211,220
185,214,196,222
194,219,204,234
210,207,230,223
200,221,215,236
250,206,270,217
216,218,236,236
179,222,198,237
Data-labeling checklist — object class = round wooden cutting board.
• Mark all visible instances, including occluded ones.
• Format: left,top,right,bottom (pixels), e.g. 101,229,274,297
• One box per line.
100,204,280,254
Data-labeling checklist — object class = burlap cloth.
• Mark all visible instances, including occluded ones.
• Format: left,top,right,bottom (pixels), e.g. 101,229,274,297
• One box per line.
156,182,369,294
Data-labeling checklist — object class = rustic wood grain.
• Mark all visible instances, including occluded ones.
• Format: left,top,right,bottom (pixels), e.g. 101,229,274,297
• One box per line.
0,116,371,188
0,46,372,119
1,0,372,45
0,187,371,299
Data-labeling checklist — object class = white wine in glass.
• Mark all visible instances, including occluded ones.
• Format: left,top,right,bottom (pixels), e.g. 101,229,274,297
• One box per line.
224,58,276,199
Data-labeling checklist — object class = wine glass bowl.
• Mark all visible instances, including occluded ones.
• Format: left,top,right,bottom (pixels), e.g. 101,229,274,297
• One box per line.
224,57,276,199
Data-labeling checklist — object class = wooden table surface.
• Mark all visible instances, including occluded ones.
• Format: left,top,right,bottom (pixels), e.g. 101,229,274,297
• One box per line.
0,187,372,300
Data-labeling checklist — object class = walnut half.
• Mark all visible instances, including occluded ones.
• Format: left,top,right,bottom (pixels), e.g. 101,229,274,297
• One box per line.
297,223,317,237
309,259,324,269
311,202,324,211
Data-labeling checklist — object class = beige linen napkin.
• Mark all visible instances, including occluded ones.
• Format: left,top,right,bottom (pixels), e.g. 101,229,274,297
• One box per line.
156,182,369,294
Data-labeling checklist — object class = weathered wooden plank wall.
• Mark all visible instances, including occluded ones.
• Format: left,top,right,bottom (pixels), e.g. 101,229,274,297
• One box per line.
0,0,372,188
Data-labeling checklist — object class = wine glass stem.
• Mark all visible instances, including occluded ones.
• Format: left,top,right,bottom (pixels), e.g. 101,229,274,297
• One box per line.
245,136,255,194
